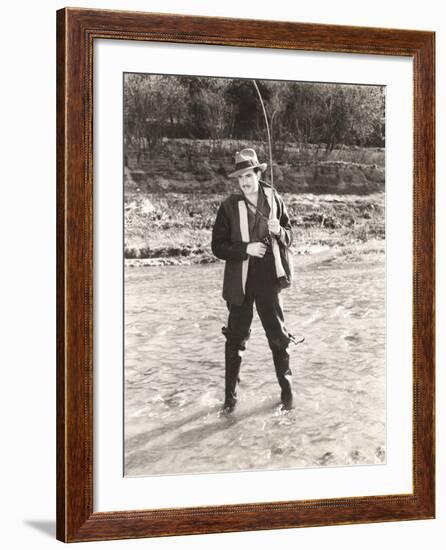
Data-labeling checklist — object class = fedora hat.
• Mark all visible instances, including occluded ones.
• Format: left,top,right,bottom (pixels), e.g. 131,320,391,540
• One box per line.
228,148,267,178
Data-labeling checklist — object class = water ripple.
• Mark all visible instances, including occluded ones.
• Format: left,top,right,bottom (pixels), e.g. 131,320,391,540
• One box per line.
124,260,385,476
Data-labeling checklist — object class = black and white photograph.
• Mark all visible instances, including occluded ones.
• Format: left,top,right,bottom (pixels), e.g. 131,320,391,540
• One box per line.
123,73,386,477
2,0,441,547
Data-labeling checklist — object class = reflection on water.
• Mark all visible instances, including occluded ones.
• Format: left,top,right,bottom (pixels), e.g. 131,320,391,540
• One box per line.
124,259,385,477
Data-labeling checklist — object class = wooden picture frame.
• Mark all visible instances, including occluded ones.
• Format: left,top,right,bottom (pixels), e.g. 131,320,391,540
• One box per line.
56,7,435,542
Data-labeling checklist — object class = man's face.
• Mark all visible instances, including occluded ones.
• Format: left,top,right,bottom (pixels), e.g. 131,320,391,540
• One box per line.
238,169,260,196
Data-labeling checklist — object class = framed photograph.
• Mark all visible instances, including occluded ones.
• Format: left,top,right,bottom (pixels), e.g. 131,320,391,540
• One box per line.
56,7,435,543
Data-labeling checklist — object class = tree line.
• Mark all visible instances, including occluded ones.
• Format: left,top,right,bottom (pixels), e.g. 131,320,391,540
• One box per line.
124,74,385,154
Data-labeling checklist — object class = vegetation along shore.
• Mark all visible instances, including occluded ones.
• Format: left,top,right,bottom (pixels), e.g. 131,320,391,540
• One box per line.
124,190,385,268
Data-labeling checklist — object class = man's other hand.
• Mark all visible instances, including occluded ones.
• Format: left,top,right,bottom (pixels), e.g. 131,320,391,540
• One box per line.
246,242,267,257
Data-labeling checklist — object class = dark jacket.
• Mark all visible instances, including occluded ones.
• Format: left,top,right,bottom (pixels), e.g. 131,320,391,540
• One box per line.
211,182,294,306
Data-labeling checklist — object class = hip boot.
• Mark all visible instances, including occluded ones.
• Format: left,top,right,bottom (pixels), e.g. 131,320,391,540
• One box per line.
272,350,294,410
223,344,242,412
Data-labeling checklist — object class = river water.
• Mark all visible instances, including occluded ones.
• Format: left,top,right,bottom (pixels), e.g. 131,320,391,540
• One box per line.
124,257,385,477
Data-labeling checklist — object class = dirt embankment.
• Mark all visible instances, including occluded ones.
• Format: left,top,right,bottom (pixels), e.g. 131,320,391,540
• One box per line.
126,140,384,196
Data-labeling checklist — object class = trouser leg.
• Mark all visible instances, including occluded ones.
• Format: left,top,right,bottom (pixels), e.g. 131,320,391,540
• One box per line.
222,296,253,411
255,287,294,408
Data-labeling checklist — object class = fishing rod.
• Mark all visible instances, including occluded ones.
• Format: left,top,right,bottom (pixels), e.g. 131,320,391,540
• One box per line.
252,79,274,221
230,83,275,224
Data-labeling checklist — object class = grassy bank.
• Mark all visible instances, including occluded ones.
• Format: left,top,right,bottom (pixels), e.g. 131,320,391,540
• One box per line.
124,192,385,267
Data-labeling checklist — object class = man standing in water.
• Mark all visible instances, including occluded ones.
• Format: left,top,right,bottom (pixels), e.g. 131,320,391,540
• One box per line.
212,148,295,413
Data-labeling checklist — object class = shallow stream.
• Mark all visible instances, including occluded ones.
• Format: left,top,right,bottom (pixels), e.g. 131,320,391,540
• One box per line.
124,258,385,476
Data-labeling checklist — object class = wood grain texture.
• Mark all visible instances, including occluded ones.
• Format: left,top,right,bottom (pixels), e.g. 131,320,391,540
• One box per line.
56,7,435,543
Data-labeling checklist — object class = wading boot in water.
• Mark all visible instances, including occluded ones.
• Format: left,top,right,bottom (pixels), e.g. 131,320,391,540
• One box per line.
273,350,294,410
223,344,242,413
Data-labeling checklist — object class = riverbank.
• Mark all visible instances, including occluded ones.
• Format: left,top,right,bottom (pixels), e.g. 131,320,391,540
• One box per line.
125,240,385,268
126,140,384,195
124,192,385,267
